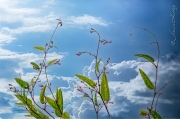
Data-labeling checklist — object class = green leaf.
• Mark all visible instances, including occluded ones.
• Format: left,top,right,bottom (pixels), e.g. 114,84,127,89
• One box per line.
25,114,33,117
40,84,47,104
100,72,110,101
75,74,96,88
94,92,98,106
56,88,63,113
48,59,58,66
45,96,58,110
30,78,35,86
55,109,62,117
28,104,49,119
37,109,49,119
96,58,101,72
22,88,25,96
140,109,148,117
150,110,162,119
15,102,26,106
14,78,29,88
139,69,155,90
28,106,40,119
62,112,70,119
15,94,32,105
135,54,154,62
34,46,44,51
30,62,40,70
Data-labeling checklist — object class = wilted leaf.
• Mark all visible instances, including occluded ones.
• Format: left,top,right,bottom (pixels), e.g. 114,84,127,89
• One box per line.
34,46,44,51
139,69,154,90
135,54,154,62
56,88,63,113
45,96,58,110
48,59,58,66
150,110,162,119
62,112,70,119
14,78,29,89
94,92,98,106
140,109,148,117
40,84,47,104
75,74,96,88
100,72,110,101
30,62,40,70
96,58,101,72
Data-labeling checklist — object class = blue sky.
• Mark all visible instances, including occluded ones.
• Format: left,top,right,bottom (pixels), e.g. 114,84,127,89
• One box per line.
0,0,180,119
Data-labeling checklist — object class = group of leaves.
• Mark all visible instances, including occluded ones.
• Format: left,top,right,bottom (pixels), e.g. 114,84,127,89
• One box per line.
12,24,165,119
135,54,162,119
13,45,70,119
75,70,110,102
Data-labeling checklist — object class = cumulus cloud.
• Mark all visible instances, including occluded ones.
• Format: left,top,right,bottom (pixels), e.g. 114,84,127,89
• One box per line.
65,14,110,28
3,52,179,119
0,0,59,44
65,53,180,118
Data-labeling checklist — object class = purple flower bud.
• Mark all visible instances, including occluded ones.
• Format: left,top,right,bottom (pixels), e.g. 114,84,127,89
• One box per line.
83,93,88,97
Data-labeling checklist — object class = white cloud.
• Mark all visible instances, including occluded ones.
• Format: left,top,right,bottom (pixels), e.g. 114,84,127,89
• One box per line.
0,0,60,44
108,60,142,70
0,107,12,114
0,0,39,23
66,14,109,27
0,33,16,44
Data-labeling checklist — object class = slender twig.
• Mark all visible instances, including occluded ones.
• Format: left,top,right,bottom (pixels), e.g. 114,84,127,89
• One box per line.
76,28,112,119
130,27,172,119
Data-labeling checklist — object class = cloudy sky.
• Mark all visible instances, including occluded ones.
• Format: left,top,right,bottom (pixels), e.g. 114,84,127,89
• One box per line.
0,0,179,119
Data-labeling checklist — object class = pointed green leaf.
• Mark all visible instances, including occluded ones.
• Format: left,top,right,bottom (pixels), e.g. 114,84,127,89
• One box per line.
30,78,35,86
22,88,25,96
135,54,154,62
81,96,88,98
75,74,96,88
55,109,62,117
139,69,155,90
62,112,70,119
48,59,58,66
150,110,162,119
28,104,49,119
30,62,40,70
14,78,29,88
56,88,63,113
94,92,98,106
34,46,44,51
100,72,110,101
140,109,148,117
40,84,47,104
45,96,58,110
15,102,26,106
37,109,49,119
25,114,33,117
28,106,41,119
15,94,32,105
96,58,102,72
